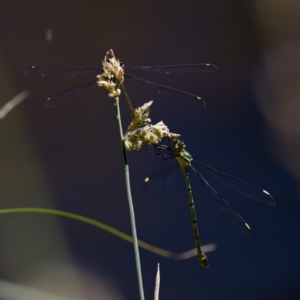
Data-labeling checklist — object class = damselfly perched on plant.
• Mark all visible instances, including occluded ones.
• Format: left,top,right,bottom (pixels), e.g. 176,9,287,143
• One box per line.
24,53,218,109
144,138,275,268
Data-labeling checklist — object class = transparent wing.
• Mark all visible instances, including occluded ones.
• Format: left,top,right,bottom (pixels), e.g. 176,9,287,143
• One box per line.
125,73,206,107
25,63,219,76
24,66,103,76
44,80,98,108
124,63,219,74
193,161,275,206
144,165,180,193
190,165,252,240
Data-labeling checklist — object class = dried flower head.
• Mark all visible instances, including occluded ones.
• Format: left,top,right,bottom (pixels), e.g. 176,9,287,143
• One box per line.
97,49,124,98
128,101,153,131
123,101,180,151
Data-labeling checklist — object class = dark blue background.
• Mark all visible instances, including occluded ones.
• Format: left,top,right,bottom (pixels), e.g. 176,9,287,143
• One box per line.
0,0,299,299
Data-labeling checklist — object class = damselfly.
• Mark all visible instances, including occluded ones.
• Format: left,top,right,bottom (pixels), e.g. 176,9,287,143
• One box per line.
24,63,218,108
145,139,275,268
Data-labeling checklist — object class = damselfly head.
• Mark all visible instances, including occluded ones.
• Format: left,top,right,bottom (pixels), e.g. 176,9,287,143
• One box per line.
173,138,186,150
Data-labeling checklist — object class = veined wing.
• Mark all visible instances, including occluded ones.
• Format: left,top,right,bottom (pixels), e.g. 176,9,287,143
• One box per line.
125,73,206,107
24,66,103,76
124,63,219,74
192,161,275,206
190,165,252,240
144,165,180,193
44,80,98,108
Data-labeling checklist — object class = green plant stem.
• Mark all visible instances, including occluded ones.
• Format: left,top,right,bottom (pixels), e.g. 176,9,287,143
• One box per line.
115,96,145,300
0,207,191,258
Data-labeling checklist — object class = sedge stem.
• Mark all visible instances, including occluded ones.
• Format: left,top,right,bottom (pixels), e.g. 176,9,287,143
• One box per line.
115,96,145,300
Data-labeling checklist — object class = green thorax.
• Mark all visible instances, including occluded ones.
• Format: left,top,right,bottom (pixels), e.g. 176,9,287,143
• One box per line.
171,139,193,168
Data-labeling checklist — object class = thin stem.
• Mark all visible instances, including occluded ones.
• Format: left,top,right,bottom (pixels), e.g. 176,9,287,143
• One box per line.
0,207,210,259
115,97,145,300
120,83,135,120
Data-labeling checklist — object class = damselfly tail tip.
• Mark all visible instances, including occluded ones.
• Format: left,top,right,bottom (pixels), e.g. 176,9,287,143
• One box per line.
200,254,209,269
